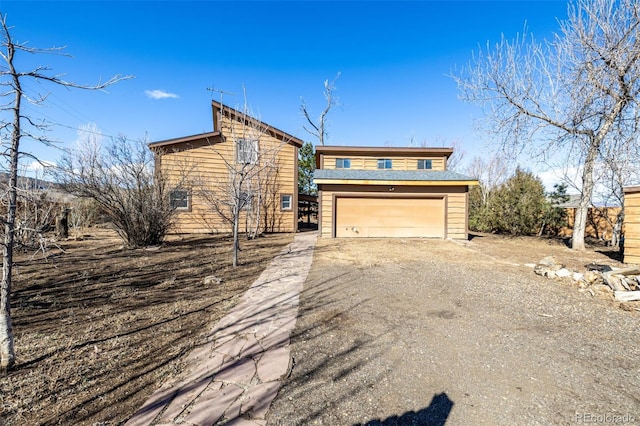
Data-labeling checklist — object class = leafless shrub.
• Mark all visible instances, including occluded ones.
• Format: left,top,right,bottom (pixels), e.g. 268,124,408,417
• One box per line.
55,130,182,249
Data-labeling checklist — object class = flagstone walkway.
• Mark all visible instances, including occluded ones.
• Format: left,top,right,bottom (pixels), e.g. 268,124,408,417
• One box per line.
125,232,317,426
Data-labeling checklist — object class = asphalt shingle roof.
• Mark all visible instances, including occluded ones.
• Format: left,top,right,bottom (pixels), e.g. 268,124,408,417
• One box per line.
313,169,476,182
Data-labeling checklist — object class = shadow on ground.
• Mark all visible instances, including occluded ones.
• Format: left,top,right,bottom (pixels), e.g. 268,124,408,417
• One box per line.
2,231,293,425
356,392,454,426
267,238,459,425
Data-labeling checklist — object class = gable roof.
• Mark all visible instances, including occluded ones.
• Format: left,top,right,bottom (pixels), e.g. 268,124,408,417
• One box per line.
148,102,304,150
211,100,303,148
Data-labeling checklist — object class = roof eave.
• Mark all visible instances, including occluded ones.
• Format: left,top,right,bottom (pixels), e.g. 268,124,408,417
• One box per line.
314,178,478,186
148,131,222,149
315,145,454,158
211,100,304,148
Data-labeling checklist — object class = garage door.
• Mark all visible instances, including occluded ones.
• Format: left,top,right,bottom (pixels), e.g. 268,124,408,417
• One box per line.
335,197,445,238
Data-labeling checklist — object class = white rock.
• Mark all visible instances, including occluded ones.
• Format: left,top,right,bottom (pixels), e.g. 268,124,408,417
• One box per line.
204,275,223,285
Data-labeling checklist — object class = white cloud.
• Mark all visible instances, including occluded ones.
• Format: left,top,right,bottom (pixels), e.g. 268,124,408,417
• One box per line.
145,89,179,100
21,160,56,179
538,167,581,194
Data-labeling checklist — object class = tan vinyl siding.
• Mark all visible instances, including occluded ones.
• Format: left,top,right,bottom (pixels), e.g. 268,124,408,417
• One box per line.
624,190,640,264
322,154,446,171
158,114,297,234
446,192,467,239
320,190,333,238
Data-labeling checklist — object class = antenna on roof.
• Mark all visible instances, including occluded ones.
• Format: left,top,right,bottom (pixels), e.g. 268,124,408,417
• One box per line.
207,85,237,107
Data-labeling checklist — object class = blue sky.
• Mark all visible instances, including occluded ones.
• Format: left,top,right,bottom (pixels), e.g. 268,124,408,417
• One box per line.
0,0,570,173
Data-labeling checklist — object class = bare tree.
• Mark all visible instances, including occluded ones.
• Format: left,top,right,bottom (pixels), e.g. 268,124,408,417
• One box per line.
196,100,288,267
419,137,466,172
56,128,180,249
12,166,58,250
592,132,640,248
465,155,511,207
300,73,340,146
0,17,129,370
453,0,640,250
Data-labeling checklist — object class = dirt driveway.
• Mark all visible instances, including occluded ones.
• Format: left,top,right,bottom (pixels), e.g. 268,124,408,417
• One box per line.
267,236,640,425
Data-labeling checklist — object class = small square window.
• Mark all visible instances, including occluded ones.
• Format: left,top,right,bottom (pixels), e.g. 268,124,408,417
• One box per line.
417,159,432,170
377,159,392,169
170,189,190,210
335,158,351,169
281,194,292,211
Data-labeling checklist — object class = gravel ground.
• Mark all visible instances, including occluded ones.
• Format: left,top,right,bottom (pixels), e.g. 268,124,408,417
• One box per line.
267,236,640,425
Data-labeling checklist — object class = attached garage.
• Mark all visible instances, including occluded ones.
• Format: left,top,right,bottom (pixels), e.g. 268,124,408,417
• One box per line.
335,196,445,238
313,146,477,240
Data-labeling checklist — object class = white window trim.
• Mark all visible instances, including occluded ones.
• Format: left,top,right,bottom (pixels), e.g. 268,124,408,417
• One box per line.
280,194,293,211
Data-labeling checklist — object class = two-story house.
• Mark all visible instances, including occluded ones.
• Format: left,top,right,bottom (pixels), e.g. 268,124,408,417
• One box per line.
314,146,477,239
149,101,303,234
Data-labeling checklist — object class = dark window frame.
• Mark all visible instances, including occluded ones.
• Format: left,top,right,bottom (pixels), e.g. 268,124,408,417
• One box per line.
417,159,433,170
335,158,351,169
170,189,191,211
377,158,393,169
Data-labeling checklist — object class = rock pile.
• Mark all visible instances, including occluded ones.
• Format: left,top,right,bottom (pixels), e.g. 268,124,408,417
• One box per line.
533,256,640,303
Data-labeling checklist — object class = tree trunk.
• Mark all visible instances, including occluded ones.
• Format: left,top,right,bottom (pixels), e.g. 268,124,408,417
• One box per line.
572,141,599,251
611,209,624,250
1,51,20,370
232,202,240,267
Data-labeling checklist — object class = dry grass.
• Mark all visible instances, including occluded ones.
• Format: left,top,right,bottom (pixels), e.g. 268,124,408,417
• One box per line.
0,228,293,425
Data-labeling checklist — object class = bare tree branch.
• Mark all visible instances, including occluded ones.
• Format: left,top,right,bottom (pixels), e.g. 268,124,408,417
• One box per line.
300,72,340,146
0,14,132,370
453,0,640,250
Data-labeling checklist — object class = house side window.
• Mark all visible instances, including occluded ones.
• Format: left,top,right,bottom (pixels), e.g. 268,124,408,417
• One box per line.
281,194,293,211
170,189,190,211
377,159,392,169
239,191,253,211
417,159,432,170
335,158,351,169
237,138,258,164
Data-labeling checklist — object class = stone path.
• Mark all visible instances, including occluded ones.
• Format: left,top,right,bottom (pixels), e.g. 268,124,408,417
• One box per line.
125,232,317,426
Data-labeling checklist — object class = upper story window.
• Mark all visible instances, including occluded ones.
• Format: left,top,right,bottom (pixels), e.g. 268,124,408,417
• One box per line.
377,159,392,169
237,138,258,164
417,159,433,170
335,158,351,169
